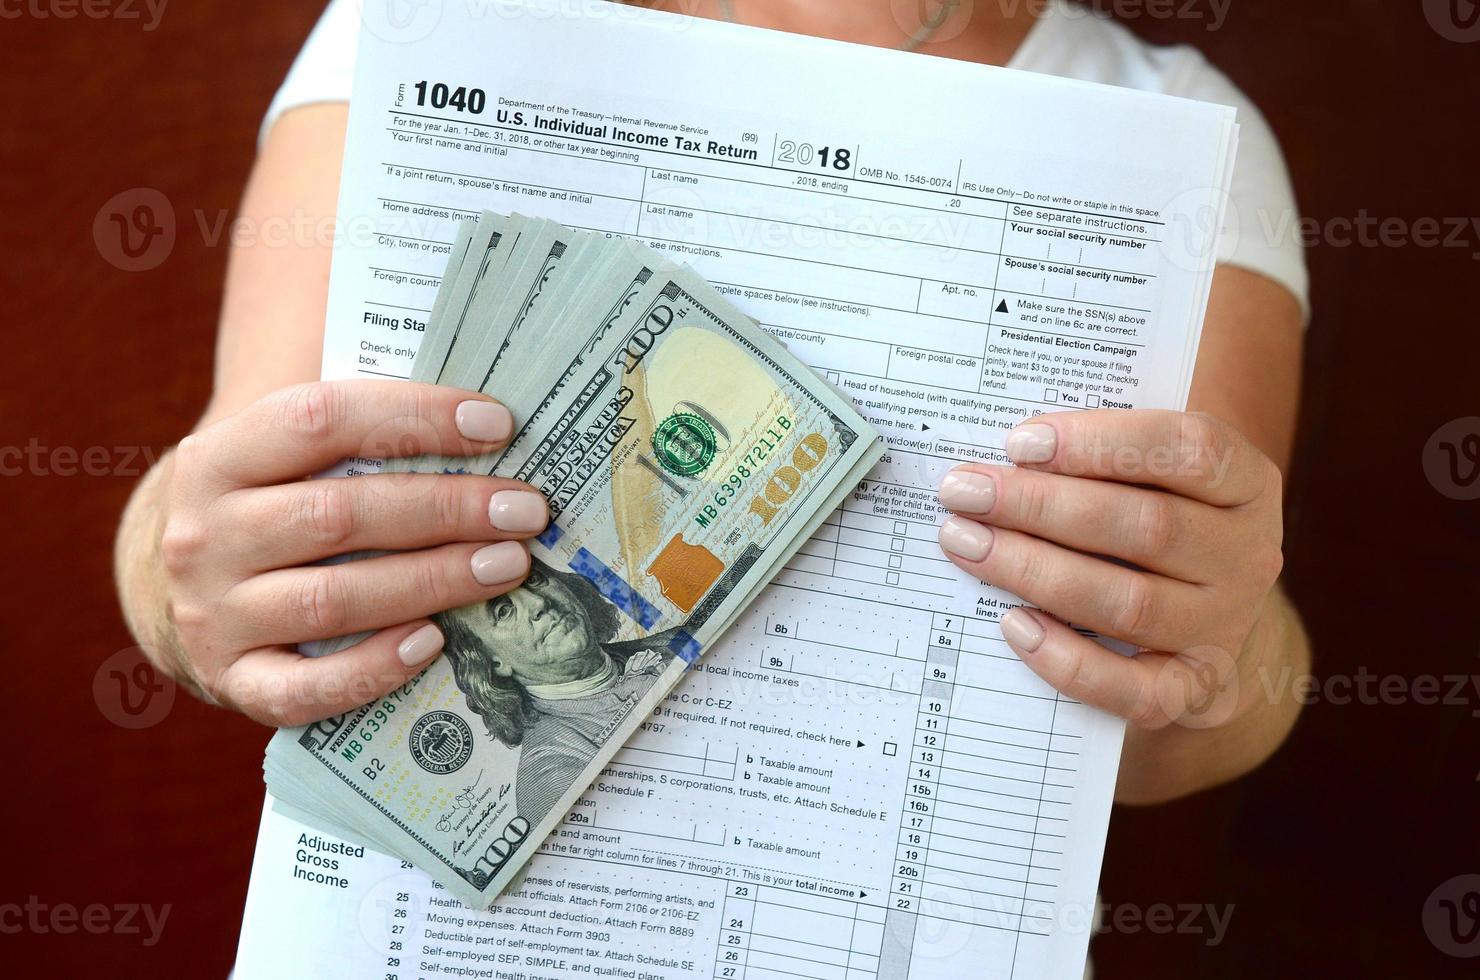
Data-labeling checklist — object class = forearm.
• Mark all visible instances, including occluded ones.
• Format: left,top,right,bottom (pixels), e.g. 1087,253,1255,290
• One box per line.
114,107,348,691
1114,583,1309,805
1108,266,1309,804
114,449,201,693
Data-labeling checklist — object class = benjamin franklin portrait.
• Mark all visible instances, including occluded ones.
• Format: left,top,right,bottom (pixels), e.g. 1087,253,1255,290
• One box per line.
433,558,680,826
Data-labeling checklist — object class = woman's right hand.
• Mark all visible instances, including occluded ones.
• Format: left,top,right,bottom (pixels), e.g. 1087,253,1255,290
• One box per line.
143,380,549,726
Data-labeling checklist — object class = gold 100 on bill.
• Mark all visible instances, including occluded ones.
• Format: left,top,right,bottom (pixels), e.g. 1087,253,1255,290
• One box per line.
264,213,882,909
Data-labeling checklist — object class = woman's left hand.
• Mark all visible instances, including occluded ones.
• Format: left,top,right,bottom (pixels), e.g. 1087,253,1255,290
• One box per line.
936,409,1285,730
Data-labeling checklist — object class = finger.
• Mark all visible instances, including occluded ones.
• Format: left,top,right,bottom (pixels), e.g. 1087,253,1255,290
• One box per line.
1002,409,1276,507
997,607,1241,730
938,464,1233,583
222,473,548,572
214,620,447,727
938,515,1207,651
223,540,530,648
194,380,515,487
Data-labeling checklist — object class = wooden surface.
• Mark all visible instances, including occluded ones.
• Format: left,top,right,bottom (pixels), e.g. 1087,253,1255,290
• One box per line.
5,2,1478,975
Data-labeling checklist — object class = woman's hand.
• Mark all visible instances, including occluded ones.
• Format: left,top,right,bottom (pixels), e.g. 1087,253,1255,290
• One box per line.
936,409,1285,731
127,380,550,727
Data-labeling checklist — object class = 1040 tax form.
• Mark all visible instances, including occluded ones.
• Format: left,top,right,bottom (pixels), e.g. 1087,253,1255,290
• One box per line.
237,2,1237,977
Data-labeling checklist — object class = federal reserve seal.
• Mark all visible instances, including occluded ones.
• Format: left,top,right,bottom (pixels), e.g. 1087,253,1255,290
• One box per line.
652,412,717,476
408,710,474,775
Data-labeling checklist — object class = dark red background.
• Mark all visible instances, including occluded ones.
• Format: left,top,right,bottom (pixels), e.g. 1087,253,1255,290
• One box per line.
4,1,1478,976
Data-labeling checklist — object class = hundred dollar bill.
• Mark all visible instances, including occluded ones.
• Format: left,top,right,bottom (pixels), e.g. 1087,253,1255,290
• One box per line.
439,218,582,390
415,217,474,380
417,211,514,385
485,238,667,426
266,242,881,908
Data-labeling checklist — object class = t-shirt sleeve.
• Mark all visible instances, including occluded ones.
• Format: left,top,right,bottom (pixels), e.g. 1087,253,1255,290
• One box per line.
259,0,358,147
1166,51,1310,320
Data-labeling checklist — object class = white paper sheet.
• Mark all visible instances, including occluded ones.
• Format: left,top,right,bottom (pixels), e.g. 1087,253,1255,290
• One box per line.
236,3,1235,977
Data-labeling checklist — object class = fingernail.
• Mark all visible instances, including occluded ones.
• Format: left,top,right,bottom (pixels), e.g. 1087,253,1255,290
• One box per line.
489,490,548,533
939,471,996,514
397,623,444,666
1001,608,1046,653
471,541,529,586
455,400,513,444
939,515,993,562
1006,423,1056,464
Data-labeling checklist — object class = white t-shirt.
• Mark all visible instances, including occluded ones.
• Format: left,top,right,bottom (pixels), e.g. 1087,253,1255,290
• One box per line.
263,0,1308,313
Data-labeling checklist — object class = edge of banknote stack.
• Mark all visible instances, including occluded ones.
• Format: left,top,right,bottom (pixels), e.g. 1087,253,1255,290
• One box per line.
264,211,882,908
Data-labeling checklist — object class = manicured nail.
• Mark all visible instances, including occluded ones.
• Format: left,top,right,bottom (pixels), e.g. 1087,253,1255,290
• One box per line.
1000,608,1046,654
489,490,548,533
397,623,444,666
939,515,993,562
939,470,996,514
471,541,529,585
455,400,513,444
1006,423,1056,464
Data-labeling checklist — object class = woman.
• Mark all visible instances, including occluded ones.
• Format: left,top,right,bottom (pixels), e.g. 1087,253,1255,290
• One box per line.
115,0,1309,807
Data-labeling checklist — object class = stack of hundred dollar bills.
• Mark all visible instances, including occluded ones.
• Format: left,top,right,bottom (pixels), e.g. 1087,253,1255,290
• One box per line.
264,212,881,908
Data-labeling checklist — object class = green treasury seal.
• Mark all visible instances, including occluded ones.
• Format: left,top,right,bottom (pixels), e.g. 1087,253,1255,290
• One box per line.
652,412,717,476
409,710,475,774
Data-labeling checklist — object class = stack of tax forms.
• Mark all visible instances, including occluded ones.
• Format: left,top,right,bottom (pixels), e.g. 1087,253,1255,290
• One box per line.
264,211,883,909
